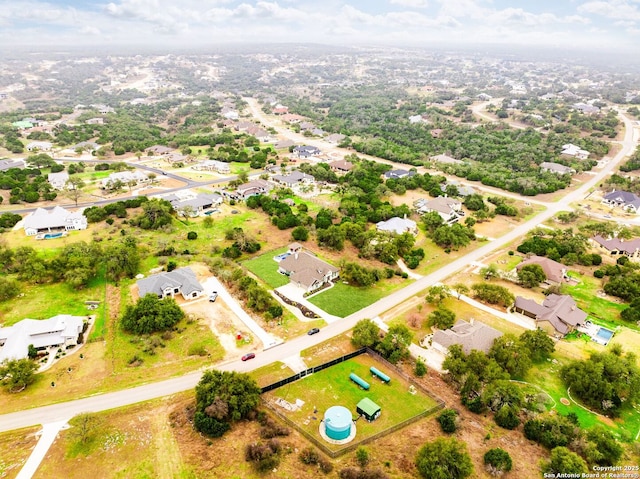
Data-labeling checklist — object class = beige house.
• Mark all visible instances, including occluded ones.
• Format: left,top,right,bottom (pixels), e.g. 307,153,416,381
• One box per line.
278,244,339,293
513,294,587,336
431,319,502,355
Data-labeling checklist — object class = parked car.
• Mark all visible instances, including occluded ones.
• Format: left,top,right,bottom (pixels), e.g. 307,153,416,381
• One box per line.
241,352,256,361
209,292,218,302
307,328,320,335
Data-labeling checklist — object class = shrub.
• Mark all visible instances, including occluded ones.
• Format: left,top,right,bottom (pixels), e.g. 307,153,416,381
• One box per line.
483,448,512,475
356,447,370,467
436,409,458,433
300,447,320,465
494,405,520,430
415,359,427,377
187,231,198,240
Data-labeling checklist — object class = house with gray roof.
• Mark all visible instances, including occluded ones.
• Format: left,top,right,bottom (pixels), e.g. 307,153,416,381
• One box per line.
383,169,416,180
540,162,575,175
278,245,339,293
415,196,462,223
169,193,222,216
0,315,85,362
48,171,69,190
325,133,346,144
513,294,587,336
591,235,640,262
26,141,52,152
376,217,418,236
23,206,87,236
561,143,590,160
293,145,321,159
272,171,315,187
234,179,273,200
136,267,204,301
602,190,640,213
432,319,502,355
0,159,26,172
192,159,231,174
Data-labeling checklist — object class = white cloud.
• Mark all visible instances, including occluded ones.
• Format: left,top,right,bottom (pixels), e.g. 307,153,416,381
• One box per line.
578,0,640,20
389,0,429,8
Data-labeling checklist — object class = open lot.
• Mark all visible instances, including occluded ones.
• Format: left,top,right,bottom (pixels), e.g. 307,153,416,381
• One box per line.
0,426,39,479
262,353,440,452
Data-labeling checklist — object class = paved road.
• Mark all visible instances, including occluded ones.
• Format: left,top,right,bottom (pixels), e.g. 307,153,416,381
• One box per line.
0,107,637,434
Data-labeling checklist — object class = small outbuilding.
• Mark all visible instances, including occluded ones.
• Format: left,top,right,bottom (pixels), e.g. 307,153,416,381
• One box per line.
324,406,353,440
356,398,381,422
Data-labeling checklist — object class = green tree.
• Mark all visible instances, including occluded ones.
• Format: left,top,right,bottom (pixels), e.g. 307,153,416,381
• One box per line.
376,324,412,364
0,358,39,392
483,448,512,476
517,264,546,288
560,349,640,415
121,294,185,335
355,447,370,467
0,276,20,302
65,176,86,206
544,447,588,476
586,426,623,466
520,328,555,361
415,437,473,479
135,198,174,230
425,285,450,305
428,307,456,330
194,370,261,438
351,319,380,348
489,334,532,379
452,283,469,299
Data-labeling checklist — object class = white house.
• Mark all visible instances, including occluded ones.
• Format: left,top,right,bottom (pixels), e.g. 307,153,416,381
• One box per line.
271,171,315,188
47,171,69,190
26,141,52,152
376,217,418,235
540,162,575,175
415,197,462,223
136,267,204,301
561,143,590,160
23,206,87,236
0,315,86,362
192,160,231,174
101,170,149,189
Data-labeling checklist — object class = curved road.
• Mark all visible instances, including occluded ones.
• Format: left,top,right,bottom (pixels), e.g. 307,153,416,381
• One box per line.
0,107,637,434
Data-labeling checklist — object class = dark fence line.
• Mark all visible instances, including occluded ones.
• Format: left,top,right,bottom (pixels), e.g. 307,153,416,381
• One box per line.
260,347,367,393
260,347,446,458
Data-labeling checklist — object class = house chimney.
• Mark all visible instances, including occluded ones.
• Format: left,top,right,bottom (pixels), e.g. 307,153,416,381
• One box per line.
469,317,474,325
294,253,298,260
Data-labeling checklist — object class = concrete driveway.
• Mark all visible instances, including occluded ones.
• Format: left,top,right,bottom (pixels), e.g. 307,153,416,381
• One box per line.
203,277,282,350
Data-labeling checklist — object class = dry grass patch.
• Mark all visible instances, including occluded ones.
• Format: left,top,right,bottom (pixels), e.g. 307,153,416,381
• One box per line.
0,426,39,479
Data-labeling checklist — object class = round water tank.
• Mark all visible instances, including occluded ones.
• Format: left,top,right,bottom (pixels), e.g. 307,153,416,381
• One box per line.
324,405,352,440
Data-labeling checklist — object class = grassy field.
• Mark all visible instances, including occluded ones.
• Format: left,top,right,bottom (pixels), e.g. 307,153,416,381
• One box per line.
243,247,290,288
263,354,440,451
308,280,409,318
562,274,629,327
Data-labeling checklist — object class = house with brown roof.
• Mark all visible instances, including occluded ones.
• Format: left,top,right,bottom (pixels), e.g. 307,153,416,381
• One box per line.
415,196,462,224
513,294,587,336
432,319,503,355
515,255,568,285
278,244,339,293
591,235,640,261
328,159,354,174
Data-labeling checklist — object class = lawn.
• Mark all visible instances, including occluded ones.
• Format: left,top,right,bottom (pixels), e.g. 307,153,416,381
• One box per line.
308,280,409,318
525,357,640,442
243,247,290,289
262,353,440,451
0,279,105,327
561,274,630,328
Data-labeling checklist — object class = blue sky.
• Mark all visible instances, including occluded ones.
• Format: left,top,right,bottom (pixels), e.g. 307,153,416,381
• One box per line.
0,0,637,50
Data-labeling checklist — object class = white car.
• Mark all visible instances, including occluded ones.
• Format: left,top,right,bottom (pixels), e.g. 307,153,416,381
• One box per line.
209,292,218,302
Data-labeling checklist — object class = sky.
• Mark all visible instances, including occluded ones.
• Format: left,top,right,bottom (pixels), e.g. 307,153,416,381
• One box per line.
0,0,637,52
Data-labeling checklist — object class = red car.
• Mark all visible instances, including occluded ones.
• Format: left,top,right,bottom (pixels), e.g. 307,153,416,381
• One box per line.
241,353,256,361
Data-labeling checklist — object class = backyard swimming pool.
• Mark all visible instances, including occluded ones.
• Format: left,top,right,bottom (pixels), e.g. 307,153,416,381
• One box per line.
44,232,64,239
593,327,614,346
274,252,291,262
